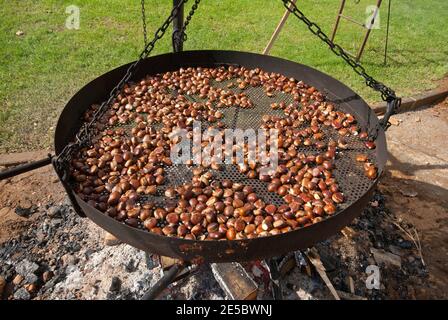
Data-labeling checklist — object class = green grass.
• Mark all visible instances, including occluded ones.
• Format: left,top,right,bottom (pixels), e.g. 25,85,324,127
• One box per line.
0,0,447,152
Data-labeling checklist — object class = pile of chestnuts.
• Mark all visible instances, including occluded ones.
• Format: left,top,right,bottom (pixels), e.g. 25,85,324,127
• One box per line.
70,66,378,240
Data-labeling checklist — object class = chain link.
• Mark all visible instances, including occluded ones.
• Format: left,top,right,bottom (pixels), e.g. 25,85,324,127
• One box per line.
281,0,401,135
54,0,190,175
141,0,148,48
172,0,201,49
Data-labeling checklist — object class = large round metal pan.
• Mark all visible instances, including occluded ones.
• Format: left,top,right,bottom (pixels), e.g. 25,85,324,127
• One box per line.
55,50,387,263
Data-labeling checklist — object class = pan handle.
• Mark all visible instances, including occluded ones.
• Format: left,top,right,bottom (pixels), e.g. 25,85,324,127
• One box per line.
0,153,87,218
0,155,53,180
379,97,401,130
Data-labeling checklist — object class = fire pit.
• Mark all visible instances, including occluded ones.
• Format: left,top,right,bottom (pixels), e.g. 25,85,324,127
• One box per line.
60,52,387,263
0,0,401,300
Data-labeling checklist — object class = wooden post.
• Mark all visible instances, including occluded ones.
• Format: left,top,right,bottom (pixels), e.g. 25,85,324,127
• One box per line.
356,0,383,61
330,0,346,42
263,0,297,55
331,0,384,62
384,0,391,65
306,248,341,300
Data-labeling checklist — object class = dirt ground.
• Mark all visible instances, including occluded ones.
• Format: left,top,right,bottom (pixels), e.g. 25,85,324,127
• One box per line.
0,166,64,243
379,97,448,298
378,172,448,299
0,99,447,299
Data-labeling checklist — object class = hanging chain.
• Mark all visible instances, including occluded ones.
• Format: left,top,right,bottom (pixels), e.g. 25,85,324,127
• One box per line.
280,0,401,134
172,0,201,49
53,0,190,175
141,0,148,48
54,0,397,177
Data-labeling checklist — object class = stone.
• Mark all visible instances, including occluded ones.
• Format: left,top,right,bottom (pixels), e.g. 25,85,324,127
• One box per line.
14,287,31,300
16,259,39,278
42,271,54,283
61,254,78,266
25,273,39,284
104,232,121,246
50,218,63,227
14,205,35,217
109,276,122,292
13,274,24,286
125,258,137,272
371,248,402,268
84,249,96,259
42,273,64,291
389,117,401,126
35,230,46,243
69,243,82,253
25,283,37,293
145,253,159,270
48,206,62,218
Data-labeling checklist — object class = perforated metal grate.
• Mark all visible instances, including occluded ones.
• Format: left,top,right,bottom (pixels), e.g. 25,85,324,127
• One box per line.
108,72,377,212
